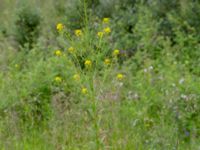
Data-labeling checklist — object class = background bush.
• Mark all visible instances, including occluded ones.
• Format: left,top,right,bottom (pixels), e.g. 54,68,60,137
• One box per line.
15,5,40,49
0,0,200,149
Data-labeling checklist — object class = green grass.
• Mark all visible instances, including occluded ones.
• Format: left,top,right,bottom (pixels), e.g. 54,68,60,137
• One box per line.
0,0,200,149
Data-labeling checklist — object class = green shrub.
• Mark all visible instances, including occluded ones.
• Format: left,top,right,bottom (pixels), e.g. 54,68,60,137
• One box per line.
0,0,200,149
15,6,40,49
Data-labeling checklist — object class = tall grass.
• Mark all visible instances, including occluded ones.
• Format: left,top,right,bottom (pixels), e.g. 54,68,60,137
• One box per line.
0,0,200,149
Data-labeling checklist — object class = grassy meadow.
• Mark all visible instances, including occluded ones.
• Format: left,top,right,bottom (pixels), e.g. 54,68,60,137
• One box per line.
0,0,200,149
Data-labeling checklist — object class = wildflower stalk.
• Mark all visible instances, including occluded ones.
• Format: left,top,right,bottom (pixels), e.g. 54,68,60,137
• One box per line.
90,77,101,149
82,0,101,148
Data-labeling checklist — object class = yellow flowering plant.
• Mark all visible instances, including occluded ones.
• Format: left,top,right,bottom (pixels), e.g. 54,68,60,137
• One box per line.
54,76,62,83
104,58,111,65
75,29,83,37
84,60,92,68
54,50,62,56
112,49,120,56
102,18,110,24
103,27,111,34
97,32,104,38
56,23,64,32
73,74,80,81
81,87,88,94
68,47,75,54
116,73,124,80
15,64,19,68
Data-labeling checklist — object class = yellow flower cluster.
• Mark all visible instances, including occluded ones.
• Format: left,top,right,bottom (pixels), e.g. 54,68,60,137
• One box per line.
84,60,92,68
112,49,120,56
96,27,111,38
54,50,62,56
103,27,111,34
116,73,124,80
15,64,19,68
103,18,110,24
81,87,88,94
55,76,62,83
53,17,126,96
68,47,75,53
73,74,80,81
56,23,64,32
75,29,82,37
104,58,111,65
96,18,111,37
97,32,104,38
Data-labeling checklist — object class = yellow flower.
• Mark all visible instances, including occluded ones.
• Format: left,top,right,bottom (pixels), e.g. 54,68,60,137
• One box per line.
103,27,111,34
81,87,88,94
15,64,19,68
54,50,62,56
97,32,104,38
112,49,120,56
103,18,110,24
56,23,64,31
116,73,124,80
73,74,80,81
104,58,111,65
75,29,82,37
84,60,92,68
55,76,62,83
68,47,75,53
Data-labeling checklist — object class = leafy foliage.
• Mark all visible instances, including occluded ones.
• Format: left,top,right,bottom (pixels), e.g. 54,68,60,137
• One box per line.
15,6,40,49
0,0,200,149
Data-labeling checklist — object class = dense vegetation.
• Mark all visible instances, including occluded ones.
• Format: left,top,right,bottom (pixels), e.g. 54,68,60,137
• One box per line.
0,0,200,149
